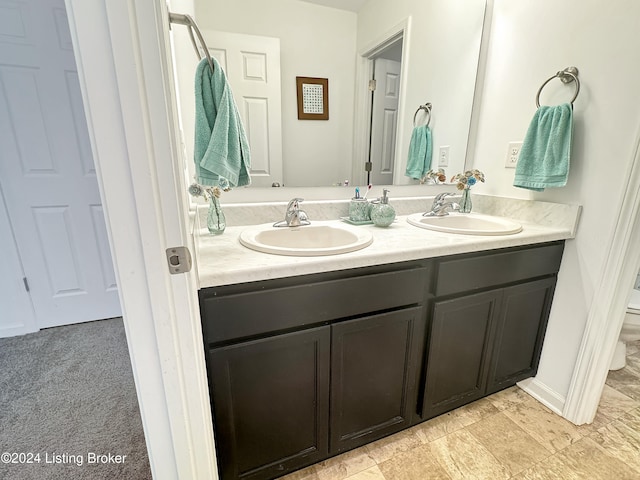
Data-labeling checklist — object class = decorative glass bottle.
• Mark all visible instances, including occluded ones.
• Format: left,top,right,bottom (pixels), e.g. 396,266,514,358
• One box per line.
207,194,226,235
459,188,472,214
370,189,396,227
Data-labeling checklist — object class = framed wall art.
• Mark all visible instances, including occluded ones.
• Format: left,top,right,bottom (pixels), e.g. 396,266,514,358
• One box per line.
296,76,329,120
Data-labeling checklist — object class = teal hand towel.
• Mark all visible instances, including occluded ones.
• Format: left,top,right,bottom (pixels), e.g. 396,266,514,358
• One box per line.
194,57,251,188
514,103,573,192
405,125,432,180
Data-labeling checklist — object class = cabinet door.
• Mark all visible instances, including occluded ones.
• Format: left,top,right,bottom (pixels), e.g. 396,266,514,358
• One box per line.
330,307,425,454
486,277,556,394
421,291,499,419
209,326,330,480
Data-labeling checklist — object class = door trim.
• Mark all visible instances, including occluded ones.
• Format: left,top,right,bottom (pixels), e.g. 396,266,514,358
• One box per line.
352,17,411,188
563,124,640,424
65,0,217,478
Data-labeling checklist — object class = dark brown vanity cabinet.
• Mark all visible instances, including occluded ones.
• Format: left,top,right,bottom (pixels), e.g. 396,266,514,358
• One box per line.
422,290,500,418
199,241,564,480
486,277,557,394
420,242,564,420
330,307,425,454
208,326,330,480
199,264,430,480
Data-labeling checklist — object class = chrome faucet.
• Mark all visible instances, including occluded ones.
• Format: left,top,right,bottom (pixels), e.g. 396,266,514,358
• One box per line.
274,198,310,227
424,192,460,217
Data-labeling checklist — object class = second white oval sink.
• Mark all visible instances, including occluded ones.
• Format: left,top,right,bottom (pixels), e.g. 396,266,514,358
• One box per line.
407,212,522,236
239,223,373,256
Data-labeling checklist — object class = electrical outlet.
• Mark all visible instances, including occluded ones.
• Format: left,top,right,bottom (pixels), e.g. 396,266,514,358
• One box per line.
505,141,523,168
438,145,450,167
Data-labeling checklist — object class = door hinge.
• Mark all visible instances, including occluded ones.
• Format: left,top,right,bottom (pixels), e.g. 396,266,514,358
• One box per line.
23,277,30,292
166,246,192,274
368,79,376,91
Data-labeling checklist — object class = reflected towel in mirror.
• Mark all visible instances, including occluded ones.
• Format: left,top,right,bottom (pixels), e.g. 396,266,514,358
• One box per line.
194,57,251,188
405,125,432,180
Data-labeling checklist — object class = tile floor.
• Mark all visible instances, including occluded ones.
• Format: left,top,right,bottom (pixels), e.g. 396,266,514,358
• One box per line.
281,341,640,480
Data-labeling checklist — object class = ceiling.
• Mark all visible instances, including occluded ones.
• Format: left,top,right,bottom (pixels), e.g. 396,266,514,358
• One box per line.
297,0,367,13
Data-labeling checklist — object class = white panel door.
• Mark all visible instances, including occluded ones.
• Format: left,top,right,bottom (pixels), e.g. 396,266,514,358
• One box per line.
370,59,401,186
203,30,283,188
0,0,120,329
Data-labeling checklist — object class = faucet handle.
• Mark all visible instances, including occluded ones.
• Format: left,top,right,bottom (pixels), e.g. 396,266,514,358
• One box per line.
287,197,304,209
433,192,455,203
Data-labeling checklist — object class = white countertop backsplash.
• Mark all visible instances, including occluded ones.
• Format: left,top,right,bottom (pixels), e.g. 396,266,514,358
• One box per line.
193,195,581,289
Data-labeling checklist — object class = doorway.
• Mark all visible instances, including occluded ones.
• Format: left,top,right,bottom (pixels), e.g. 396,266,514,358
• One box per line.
366,35,403,186
0,0,121,336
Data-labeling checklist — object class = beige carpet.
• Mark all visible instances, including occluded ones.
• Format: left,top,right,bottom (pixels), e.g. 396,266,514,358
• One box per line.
0,318,151,480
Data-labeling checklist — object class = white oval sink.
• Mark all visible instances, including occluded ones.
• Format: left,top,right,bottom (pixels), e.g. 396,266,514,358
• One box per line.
239,223,373,256
407,212,522,236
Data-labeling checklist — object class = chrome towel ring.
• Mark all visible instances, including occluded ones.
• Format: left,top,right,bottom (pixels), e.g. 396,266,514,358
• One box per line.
413,103,432,127
536,66,580,108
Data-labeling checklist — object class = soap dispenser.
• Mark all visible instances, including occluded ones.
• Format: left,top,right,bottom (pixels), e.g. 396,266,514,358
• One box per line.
370,189,395,227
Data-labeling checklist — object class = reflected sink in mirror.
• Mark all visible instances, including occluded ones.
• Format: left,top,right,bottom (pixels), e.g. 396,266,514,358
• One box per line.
406,213,522,236
239,223,373,256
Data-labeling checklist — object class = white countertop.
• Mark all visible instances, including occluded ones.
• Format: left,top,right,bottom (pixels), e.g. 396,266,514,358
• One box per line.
195,214,575,289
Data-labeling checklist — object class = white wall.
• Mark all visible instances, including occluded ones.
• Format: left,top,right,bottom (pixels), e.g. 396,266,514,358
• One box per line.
470,0,640,400
194,0,357,187
356,0,485,184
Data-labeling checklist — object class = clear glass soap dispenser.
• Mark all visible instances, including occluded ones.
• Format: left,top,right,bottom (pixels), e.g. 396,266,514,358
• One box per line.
370,189,396,227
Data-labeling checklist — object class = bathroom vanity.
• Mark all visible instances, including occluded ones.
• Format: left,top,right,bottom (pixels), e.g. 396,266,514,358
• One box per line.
194,199,576,480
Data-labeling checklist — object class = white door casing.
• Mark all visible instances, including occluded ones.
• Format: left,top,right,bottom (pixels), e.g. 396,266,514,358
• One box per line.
352,18,411,188
370,58,401,186
0,0,120,330
563,126,640,424
66,0,218,477
203,30,283,188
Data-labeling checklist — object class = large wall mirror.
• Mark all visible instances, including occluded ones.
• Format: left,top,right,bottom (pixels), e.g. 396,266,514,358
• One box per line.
175,0,486,201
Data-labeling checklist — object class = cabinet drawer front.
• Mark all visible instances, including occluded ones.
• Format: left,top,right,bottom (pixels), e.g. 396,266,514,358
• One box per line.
435,242,564,296
201,266,429,345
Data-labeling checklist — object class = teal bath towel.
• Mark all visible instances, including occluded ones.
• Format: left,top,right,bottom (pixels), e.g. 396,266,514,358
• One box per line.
194,57,251,188
405,125,432,180
514,103,573,192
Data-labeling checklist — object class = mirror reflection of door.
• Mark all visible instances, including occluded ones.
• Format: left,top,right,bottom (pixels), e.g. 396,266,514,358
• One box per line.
203,30,284,188
368,37,403,186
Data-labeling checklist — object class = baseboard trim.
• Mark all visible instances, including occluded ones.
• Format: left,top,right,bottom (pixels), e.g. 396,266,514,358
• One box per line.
0,324,39,339
517,377,566,416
